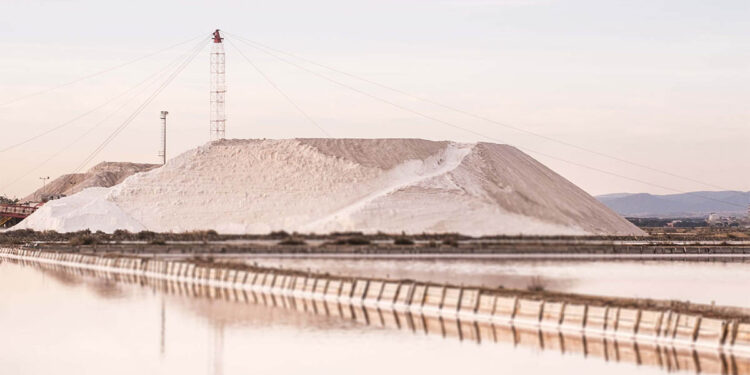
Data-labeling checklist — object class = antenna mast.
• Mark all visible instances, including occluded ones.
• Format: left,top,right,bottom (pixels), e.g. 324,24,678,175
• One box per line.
210,29,226,140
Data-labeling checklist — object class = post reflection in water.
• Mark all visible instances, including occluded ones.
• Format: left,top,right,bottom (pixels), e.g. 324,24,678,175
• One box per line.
212,321,224,375
4,259,750,375
160,296,166,357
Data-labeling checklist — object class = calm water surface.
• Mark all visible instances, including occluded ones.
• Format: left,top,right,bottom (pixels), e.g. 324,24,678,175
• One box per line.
0,260,725,375
241,257,750,308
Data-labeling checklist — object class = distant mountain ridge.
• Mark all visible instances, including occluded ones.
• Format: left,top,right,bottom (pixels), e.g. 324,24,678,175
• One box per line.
596,191,750,218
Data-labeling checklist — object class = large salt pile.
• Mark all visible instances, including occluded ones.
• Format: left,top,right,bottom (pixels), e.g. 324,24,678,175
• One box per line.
15,138,644,236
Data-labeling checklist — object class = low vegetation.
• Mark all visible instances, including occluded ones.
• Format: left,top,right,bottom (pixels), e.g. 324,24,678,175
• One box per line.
68,234,98,246
1,227,748,255
278,238,307,246
393,237,415,245
332,237,371,245
0,195,19,205
627,217,709,228
526,276,548,292
442,238,459,247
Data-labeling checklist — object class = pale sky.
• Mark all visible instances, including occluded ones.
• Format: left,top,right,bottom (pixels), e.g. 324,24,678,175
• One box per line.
1,0,748,198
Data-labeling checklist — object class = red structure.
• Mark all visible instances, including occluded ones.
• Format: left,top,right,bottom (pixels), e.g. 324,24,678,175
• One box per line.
213,29,223,43
0,203,40,219
0,203,43,227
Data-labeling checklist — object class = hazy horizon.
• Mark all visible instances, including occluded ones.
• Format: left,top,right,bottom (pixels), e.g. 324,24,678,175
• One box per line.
2,0,748,198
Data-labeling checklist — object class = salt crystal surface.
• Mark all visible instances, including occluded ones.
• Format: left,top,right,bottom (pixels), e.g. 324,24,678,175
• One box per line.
14,187,145,233
15,139,644,236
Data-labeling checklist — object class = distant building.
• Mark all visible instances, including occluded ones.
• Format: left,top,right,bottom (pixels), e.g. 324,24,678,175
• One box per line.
41,194,66,203
707,213,721,225
707,213,741,228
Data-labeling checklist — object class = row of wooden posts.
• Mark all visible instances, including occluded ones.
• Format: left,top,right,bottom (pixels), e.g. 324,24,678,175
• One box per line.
12,256,750,375
2,247,749,355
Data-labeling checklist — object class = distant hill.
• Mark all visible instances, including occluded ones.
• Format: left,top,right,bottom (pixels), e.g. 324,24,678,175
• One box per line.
24,162,159,202
596,191,750,218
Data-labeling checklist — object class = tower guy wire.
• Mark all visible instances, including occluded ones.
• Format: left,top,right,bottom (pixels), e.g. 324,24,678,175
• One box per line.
0,34,212,155
0,42,204,193
0,33,206,108
225,31,740,194
226,38,331,137
73,37,209,173
227,32,746,209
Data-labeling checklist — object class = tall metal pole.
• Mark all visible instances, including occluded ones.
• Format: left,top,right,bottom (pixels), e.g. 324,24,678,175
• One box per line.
159,111,168,165
210,29,226,141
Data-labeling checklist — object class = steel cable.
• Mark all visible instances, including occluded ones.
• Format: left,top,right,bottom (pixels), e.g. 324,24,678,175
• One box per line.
0,40,203,193
227,34,746,209
0,33,206,108
225,31,743,195
73,37,209,173
226,39,331,137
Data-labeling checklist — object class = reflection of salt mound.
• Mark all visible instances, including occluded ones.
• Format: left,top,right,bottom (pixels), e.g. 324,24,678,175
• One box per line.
17,139,644,236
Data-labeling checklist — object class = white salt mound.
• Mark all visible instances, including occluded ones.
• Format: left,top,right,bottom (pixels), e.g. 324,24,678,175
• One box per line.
16,138,645,236
15,187,145,233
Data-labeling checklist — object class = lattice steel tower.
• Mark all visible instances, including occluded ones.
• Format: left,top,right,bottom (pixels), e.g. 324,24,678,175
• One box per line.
210,29,226,140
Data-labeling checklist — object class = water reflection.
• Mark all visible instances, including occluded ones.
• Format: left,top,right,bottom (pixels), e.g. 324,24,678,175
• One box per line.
160,296,166,357
211,322,224,375
240,256,750,308
5,259,748,375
